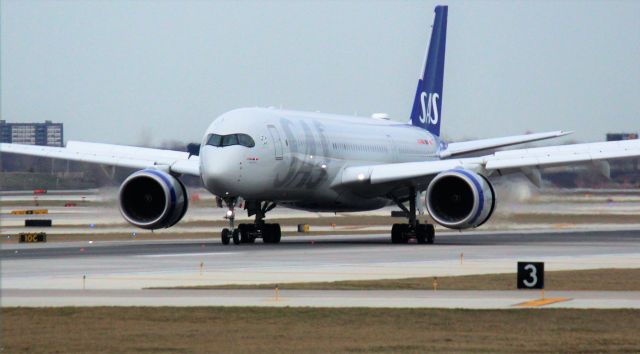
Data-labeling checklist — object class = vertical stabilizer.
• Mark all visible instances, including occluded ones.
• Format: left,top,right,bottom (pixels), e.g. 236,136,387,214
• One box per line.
409,5,448,136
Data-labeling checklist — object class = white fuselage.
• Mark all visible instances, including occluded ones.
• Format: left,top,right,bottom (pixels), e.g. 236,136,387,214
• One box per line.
200,108,441,211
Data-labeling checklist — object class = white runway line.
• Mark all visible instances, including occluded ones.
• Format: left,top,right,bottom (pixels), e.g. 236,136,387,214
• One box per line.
138,252,242,258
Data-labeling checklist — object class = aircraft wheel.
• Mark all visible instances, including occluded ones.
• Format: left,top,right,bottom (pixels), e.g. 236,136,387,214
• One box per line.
239,224,251,243
401,224,411,243
416,224,427,244
262,225,273,243
391,224,403,244
271,224,282,243
247,224,257,243
426,224,435,244
232,229,241,245
221,228,230,245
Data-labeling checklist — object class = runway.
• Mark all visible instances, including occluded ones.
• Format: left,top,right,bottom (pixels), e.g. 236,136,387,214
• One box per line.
2,228,640,260
2,229,640,297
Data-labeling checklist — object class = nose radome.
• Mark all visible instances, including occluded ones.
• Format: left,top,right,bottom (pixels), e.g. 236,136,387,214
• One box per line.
200,146,242,194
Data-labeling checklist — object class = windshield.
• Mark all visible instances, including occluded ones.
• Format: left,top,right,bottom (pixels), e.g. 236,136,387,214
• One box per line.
206,133,255,148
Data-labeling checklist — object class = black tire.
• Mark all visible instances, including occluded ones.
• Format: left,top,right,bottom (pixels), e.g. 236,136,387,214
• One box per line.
232,229,241,245
239,224,250,243
271,224,282,243
262,224,272,243
221,228,230,245
416,224,427,244
246,224,257,243
426,224,435,244
401,224,411,243
391,224,403,244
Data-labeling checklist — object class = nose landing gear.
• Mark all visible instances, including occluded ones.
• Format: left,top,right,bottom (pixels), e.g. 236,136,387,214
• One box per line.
220,197,239,245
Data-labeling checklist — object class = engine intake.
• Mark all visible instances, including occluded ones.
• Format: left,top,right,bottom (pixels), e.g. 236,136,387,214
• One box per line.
426,169,495,229
119,169,188,229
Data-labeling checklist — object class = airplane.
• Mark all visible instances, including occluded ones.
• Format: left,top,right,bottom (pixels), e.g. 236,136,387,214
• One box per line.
2,5,639,246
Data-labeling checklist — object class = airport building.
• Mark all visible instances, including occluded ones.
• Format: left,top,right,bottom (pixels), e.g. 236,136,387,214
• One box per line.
0,120,63,147
606,132,638,141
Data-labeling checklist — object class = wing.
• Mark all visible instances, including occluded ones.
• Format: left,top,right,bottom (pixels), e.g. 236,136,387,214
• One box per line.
0,141,200,176
439,130,572,157
339,139,640,186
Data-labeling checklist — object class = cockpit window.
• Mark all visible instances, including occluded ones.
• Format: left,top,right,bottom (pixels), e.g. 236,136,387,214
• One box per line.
206,133,255,148
237,134,255,147
207,134,222,147
221,134,238,146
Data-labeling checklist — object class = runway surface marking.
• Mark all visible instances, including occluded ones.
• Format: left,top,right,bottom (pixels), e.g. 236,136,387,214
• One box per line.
514,297,572,307
138,252,241,258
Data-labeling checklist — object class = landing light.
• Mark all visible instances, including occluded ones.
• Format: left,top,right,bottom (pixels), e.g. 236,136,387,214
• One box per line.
357,173,365,181
226,210,234,218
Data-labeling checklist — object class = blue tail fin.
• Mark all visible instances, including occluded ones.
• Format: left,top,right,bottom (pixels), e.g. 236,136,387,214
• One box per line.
409,5,448,136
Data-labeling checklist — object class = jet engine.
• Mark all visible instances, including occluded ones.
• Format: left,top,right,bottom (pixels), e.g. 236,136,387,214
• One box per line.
118,169,188,229
426,169,495,230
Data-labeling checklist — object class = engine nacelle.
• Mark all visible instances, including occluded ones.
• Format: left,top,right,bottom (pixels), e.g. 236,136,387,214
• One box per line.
426,169,495,230
119,169,188,230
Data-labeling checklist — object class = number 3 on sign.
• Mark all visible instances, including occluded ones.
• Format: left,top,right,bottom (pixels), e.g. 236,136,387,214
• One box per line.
523,264,538,287
517,262,544,289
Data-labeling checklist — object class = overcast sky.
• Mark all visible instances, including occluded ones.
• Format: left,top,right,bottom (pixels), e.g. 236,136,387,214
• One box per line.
2,0,639,146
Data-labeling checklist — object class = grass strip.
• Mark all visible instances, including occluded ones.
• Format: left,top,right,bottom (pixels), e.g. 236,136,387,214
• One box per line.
3,307,639,353
170,268,640,291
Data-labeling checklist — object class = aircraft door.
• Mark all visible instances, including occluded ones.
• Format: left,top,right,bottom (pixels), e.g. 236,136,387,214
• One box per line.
267,125,284,160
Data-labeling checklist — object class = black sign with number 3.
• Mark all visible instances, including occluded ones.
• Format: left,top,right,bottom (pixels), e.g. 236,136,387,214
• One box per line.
517,262,544,289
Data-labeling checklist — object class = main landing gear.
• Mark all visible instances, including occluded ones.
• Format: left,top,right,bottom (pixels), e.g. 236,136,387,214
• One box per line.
390,188,435,244
220,199,281,245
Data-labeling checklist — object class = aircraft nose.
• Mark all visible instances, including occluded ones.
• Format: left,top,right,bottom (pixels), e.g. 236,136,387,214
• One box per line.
200,146,243,195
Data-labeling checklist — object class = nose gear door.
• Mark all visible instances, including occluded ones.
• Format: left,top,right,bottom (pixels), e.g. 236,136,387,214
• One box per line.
267,125,284,160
